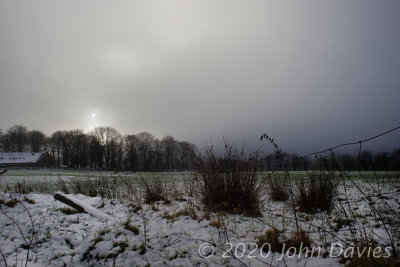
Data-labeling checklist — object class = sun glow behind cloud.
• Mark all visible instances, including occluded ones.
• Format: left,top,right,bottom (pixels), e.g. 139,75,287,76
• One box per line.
0,1,399,152
82,110,100,133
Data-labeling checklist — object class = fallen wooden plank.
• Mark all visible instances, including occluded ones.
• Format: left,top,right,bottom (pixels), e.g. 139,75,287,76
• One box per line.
54,192,110,222
0,169,8,175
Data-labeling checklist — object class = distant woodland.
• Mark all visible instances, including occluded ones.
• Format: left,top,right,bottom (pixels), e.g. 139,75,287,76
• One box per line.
0,125,399,171
0,125,198,171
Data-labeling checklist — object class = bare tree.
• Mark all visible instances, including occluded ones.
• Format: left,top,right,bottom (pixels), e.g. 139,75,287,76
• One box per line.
124,134,139,170
70,130,89,168
88,134,103,169
153,139,163,171
177,141,197,170
49,131,64,167
136,132,156,171
92,127,121,170
28,130,46,152
161,136,177,170
3,125,29,152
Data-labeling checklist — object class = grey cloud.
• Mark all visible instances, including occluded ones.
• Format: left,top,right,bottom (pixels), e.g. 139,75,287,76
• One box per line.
1,0,399,153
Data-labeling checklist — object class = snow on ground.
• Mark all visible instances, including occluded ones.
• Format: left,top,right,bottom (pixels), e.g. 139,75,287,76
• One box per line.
0,191,347,267
0,173,399,266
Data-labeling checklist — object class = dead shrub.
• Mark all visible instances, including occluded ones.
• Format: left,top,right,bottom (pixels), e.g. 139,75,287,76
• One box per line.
140,177,167,204
295,172,337,213
191,144,266,216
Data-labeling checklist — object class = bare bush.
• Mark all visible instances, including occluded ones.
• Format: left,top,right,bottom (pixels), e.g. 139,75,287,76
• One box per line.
140,177,167,204
191,144,266,216
295,171,337,213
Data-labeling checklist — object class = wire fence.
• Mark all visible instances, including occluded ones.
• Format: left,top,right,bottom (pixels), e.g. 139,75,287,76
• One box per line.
252,125,400,259
300,125,400,158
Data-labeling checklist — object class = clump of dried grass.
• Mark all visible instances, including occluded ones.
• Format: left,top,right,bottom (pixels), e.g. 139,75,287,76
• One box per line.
191,144,266,216
295,172,337,213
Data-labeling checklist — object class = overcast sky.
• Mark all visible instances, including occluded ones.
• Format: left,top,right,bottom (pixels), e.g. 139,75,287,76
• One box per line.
0,1,399,154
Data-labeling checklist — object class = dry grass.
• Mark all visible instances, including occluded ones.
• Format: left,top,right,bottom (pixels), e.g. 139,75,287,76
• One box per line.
5,198,18,208
140,177,167,204
257,229,284,253
287,231,312,250
257,229,312,254
268,175,289,201
163,206,198,221
209,219,222,228
23,197,35,204
124,218,139,235
295,172,337,213
191,144,266,216
343,240,398,267
57,207,80,215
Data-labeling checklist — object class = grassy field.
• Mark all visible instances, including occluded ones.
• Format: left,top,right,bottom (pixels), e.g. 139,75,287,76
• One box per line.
1,168,399,195
0,169,191,194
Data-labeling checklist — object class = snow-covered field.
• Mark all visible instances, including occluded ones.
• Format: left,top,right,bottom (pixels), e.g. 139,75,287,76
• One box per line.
0,170,399,266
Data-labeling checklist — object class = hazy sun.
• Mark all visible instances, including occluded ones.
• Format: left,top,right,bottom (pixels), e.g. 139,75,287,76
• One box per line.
92,113,96,118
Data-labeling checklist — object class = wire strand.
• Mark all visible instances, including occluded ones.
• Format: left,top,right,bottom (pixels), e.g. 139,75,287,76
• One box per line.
300,125,400,158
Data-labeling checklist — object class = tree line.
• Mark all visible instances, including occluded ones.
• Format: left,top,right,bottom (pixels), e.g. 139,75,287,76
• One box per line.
261,150,400,171
1,124,399,171
0,125,198,171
